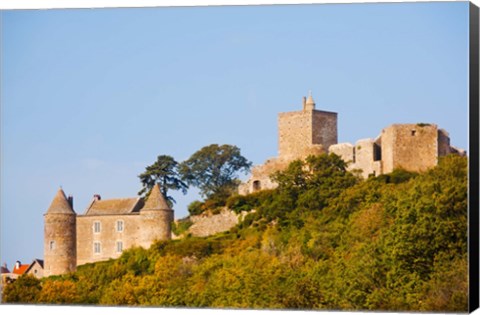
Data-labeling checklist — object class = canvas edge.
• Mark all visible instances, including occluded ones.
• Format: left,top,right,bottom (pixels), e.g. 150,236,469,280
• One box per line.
469,1,480,313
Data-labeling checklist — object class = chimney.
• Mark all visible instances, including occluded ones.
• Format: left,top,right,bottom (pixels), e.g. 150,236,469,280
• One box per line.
15,261,20,269
93,194,101,201
302,96,307,110
67,195,74,208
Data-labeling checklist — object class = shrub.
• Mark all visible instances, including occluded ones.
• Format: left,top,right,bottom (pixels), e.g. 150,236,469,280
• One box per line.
188,200,204,216
374,169,417,184
3,274,41,303
172,219,193,236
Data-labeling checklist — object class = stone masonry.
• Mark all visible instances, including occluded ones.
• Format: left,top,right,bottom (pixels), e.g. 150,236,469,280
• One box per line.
240,93,465,193
330,123,462,178
239,93,338,195
44,184,173,276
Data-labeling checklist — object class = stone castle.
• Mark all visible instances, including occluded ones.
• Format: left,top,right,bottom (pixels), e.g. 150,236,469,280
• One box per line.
239,92,464,194
43,184,172,277
44,92,465,276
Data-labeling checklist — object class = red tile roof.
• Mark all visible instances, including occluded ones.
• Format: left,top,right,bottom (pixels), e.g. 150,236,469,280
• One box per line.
12,264,29,275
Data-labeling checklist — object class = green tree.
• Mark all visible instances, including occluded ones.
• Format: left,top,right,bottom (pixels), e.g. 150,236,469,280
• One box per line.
3,274,41,303
179,144,252,198
37,279,79,304
138,155,188,204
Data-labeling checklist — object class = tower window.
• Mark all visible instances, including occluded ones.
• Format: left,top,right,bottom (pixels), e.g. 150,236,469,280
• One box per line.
116,220,124,232
94,242,101,254
116,241,123,253
373,143,382,161
49,241,55,251
93,221,101,233
252,180,261,192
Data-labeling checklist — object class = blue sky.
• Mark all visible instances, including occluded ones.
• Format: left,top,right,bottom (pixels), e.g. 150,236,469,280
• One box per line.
0,2,470,268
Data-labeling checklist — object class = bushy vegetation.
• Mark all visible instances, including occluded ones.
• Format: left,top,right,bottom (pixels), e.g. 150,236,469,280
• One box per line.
171,219,193,236
4,154,468,312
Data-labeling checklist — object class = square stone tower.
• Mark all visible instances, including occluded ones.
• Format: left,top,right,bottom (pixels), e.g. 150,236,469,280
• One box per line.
278,93,337,161
380,123,450,173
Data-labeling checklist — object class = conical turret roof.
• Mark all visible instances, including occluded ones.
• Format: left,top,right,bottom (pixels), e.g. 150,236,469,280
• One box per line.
143,184,171,210
46,188,75,214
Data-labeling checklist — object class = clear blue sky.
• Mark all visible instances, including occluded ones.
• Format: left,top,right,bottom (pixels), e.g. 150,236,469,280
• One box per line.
1,2,469,268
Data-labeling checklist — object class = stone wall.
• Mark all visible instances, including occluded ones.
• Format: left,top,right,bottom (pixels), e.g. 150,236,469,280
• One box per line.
76,214,141,265
138,210,173,248
438,129,451,156
352,139,382,178
329,123,458,178
187,208,240,237
26,262,44,279
278,111,314,161
238,157,288,195
242,105,339,195
44,213,76,277
76,210,173,266
329,140,382,178
241,94,461,195
278,109,337,161
380,126,395,174
329,143,355,164
381,124,439,173
312,110,338,151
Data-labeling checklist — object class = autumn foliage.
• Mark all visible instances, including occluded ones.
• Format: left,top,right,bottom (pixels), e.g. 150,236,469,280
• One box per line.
3,154,468,312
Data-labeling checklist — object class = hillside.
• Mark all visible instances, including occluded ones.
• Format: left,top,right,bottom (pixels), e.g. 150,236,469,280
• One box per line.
3,154,468,312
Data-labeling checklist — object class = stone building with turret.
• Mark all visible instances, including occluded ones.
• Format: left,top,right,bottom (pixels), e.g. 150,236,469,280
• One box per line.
239,92,337,194
44,184,173,277
239,92,464,194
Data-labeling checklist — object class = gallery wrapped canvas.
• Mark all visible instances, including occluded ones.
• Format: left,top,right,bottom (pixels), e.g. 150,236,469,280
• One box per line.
0,0,478,314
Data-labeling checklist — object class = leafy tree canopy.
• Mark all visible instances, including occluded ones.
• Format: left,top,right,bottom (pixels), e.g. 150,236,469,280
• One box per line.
138,155,188,205
179,144,252,199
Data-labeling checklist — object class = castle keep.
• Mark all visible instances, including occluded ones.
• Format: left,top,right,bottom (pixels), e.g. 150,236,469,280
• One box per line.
239,93,337,194
239,93,464,194
278,93,337,161
44,184,172,277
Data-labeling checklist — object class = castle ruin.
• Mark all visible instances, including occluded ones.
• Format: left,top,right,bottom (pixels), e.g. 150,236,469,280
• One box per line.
239,93,337,194
239,93,465,194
